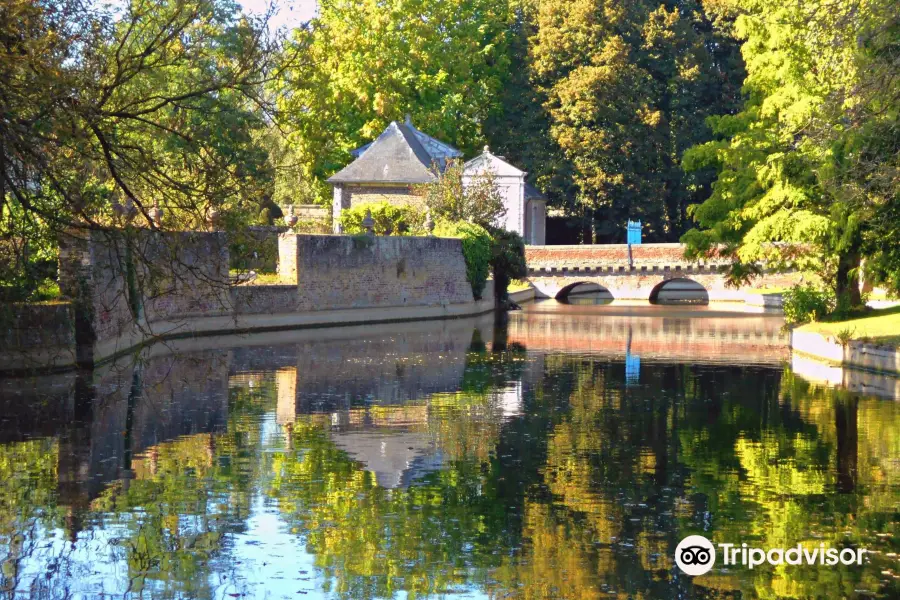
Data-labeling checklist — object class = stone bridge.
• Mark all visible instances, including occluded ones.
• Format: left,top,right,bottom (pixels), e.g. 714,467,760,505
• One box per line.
525,244,798,303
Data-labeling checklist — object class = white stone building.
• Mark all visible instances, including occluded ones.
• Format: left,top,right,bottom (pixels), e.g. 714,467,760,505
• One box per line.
463,147,547,246
328,119,547,245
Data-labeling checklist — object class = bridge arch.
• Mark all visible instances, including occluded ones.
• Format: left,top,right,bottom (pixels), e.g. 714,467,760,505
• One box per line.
648,278,709,305
555,281,614,303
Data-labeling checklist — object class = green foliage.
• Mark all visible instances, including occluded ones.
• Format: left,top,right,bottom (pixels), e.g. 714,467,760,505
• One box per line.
414,160,506,228
0,214,58,302
835,327,856,347
1,0,278,299
783,284,836,327
433,221,492,300
275,0,511,203
339,202,422,236
487,228,527,304
681,0,899,304
529,0,745,242
482,2,576,216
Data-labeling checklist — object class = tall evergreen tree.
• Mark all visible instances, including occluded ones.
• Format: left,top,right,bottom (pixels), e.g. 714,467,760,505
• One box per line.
483,1,578,221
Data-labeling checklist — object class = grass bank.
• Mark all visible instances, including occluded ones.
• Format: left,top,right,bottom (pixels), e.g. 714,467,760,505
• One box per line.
797,306,900,347
508,279,532,293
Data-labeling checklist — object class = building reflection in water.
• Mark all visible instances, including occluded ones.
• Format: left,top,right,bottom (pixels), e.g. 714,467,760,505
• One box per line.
0,303,897,599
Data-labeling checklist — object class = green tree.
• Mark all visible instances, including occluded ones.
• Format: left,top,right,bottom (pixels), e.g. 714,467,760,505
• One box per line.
433,220,493,299
483,1,578,220
0,0,280,300
529,0,744,242
488,227,527,305
275,0,512,204
414,159,507,228
682,0,899,304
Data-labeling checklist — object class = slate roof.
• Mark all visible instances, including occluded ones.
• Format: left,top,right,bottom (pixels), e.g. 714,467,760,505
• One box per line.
463,148,526,177
329,118,462,185
525,183,548,202
464,147,548,201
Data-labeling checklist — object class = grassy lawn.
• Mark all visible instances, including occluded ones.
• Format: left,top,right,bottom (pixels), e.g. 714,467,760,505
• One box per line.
230,270,283,285
798,305,900,347
508,279,532,293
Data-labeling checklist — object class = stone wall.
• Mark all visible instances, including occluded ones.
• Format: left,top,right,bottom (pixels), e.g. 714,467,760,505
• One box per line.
0,303,76,371
12,229,481,371
792,330,900,375
280,204,330,222
58,229,232,365
280,234,474,311
345,185,423,210
231,285,298,315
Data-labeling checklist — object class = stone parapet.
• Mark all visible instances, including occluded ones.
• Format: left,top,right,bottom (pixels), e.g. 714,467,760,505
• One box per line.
284,234,473,311
4,229,485,372
525,243,730,270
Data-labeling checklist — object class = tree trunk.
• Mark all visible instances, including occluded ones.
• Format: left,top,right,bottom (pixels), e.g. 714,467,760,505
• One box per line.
836,247,862,308
0,132,5,222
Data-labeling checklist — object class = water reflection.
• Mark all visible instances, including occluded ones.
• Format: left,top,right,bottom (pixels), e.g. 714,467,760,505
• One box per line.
557,282,614,306
0,307,898,599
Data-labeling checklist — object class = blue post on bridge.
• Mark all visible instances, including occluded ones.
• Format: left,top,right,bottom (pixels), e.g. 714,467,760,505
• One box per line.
627,220,642,245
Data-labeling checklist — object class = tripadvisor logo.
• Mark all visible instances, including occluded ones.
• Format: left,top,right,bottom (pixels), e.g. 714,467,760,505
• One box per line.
675,535,868,576
675,535,716,576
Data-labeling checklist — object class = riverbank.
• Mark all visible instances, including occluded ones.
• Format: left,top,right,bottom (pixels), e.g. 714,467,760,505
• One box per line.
791,306,900,376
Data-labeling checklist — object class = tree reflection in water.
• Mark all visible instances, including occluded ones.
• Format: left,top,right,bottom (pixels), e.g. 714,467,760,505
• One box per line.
0,310,897,599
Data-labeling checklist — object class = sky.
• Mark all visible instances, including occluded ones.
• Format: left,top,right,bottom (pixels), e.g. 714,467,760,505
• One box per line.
238,0,318,30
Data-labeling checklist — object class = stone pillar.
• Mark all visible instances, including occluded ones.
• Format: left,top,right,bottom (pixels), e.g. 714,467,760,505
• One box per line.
518,179,526,237
277,233,299,285
332,184,345,234
58,230,98,367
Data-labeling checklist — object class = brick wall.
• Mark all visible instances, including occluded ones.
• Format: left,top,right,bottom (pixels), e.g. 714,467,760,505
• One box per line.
525,243,730,268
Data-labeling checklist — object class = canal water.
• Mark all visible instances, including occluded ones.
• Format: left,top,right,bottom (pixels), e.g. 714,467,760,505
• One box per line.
0,302,898,599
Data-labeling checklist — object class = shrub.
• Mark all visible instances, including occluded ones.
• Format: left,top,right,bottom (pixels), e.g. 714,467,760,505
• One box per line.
257,196,283,226
413,160,506,228
488,227,527,304
339,202,422,235
433,220,492,300
783,284,835,326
